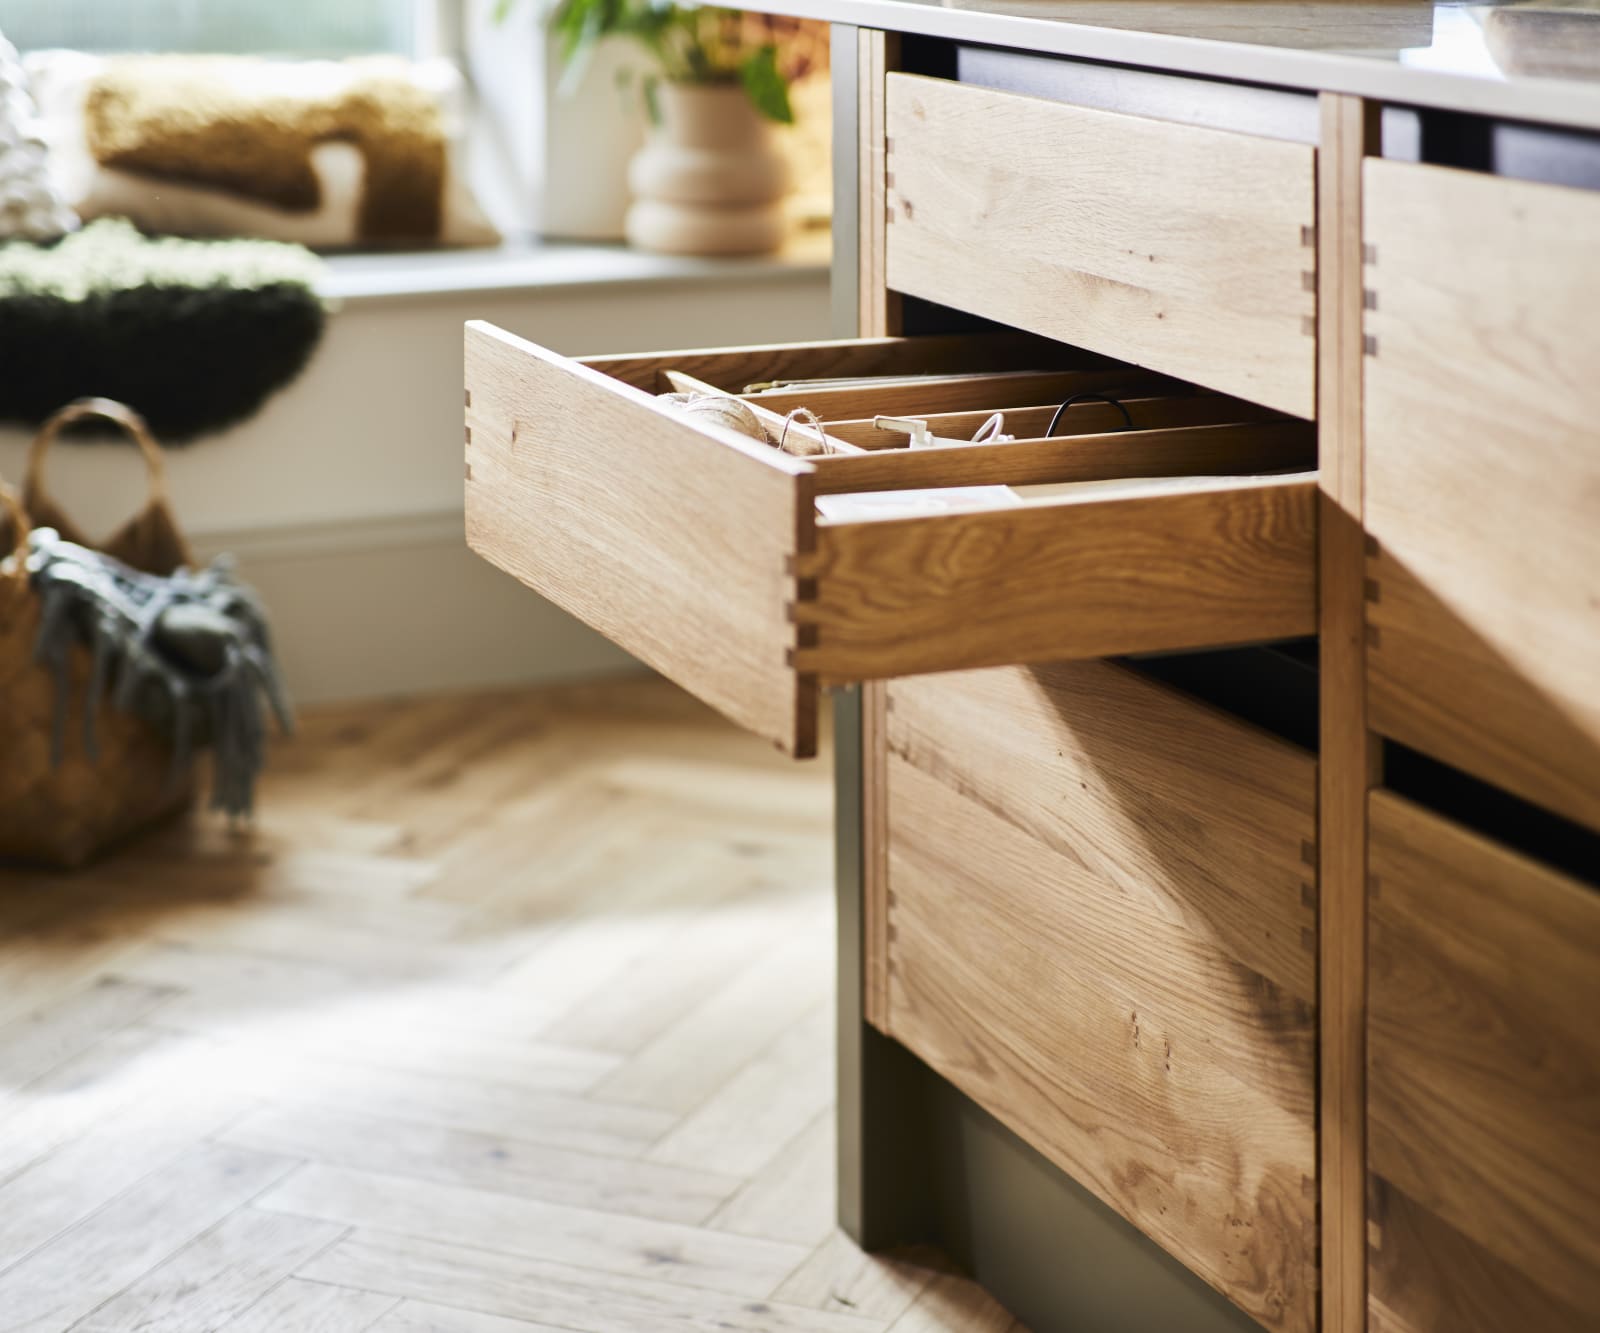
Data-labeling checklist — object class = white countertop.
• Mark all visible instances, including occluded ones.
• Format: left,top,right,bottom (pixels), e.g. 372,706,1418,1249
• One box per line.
807,1,1600,130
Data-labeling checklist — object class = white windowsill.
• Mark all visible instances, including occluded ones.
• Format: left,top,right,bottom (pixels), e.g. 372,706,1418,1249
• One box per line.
320,229,833,304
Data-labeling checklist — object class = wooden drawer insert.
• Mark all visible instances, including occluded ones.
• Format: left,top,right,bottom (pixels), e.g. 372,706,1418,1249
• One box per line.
880,661,1318,1333
466,324,1315,757
1364,160,1600,832
884,73,1317,417
1367,790,1600,1333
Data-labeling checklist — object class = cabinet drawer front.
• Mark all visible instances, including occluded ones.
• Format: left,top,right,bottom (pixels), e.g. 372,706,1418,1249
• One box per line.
1367,791,1600,1333
884,74,1317,416
1364,160,1600,831
467,322,1315,757
883,662,1318,1333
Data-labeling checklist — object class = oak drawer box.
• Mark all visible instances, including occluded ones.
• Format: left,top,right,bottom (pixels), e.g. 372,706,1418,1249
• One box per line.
1367,790,1600,1333
883,73,1317,417
465,323,1315,757
1364,160,1600,832
879,661,1318,1333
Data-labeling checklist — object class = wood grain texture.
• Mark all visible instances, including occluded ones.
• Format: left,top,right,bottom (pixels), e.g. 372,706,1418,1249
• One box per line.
1317,90,1380,1333
809,421,1314,493
581,332,1064,394
464,321,818,756
885,74,1317,415
742,368,1157,420
859,29,900,342
820,393,1284,449
1364,159,1600,833
0,679,1013,1332
883,662,1318,1333
1366,790,1600,1332
796,475,1316,682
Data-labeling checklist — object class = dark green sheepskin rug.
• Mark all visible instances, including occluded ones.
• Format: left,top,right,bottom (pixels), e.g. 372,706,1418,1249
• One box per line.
0,219,325,443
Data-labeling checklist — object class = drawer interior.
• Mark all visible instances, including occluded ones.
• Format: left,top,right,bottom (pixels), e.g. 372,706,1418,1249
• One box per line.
467,324,1317,756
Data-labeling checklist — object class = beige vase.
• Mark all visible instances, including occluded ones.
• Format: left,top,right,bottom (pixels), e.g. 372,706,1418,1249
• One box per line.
625,82,791,256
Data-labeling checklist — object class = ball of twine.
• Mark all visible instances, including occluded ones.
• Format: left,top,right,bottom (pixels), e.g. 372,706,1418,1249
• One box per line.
659,393,769,444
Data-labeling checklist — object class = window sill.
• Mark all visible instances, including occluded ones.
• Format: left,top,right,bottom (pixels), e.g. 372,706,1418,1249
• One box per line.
320,231,833,305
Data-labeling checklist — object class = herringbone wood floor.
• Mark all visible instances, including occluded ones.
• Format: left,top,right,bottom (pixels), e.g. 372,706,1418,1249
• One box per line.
0,677,1021,1333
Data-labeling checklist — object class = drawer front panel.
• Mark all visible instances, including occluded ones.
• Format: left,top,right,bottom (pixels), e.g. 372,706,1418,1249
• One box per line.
884,74,1317,416
1367,790,1600,1333
882,662,1318,1333
1364,160,1600,831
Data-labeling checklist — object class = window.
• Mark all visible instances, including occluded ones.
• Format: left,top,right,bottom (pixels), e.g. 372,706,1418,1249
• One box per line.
2,0,418,56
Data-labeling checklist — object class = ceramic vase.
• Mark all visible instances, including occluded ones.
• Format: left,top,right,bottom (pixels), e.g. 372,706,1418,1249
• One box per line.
625,82,790,256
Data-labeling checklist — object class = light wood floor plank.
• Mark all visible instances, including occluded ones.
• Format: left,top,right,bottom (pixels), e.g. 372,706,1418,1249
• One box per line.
222,1105,742,1225
372,1300,570,1332
649,1002,834,1177
0,978,174,1098
257,1164,808,1300
0,1076,257,1274
222,1277,398,1333
590,919,831,1115
887,1273,1022,1333
0,680,1013,1333
72,1206,346,1333
773,1231,944,1321
707,1110,837,1245
0,1144,295,1332
300,1231,887,1333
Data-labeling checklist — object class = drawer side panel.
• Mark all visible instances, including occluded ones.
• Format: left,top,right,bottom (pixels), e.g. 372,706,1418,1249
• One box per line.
464,322,816,755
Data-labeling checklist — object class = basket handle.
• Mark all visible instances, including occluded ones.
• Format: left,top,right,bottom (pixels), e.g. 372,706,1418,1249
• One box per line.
26,398,173,515
0,483,31,584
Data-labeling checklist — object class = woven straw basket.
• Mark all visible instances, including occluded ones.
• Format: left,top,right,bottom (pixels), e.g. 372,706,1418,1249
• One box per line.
0,400,196,868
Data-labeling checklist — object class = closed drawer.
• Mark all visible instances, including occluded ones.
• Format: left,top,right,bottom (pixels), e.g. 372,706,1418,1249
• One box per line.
1367,790,1600,1333
466,323,1315,757
1364,160,1600,832
881,661,1318,1333
884,73,1317,416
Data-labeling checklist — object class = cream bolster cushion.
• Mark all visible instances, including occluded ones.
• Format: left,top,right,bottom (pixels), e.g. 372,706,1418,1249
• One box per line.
25,50,498,249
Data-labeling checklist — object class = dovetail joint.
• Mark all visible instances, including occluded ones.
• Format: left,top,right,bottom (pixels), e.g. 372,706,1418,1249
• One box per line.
1300,315,1316,338
464,388,472,407
464,461,473,481
1363,243,1378,264
1363,334,1379,357
1366,623,1383,648
1364,578,1381,604
1301,270,1316,293
1363,288,1378,311
1300,224,1316,247
1299,926,1316,953
1300,839,1317,867
1364,533,1380,557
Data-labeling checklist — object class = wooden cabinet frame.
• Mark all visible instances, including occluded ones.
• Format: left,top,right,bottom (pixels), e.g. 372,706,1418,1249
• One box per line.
835,30,1390,1333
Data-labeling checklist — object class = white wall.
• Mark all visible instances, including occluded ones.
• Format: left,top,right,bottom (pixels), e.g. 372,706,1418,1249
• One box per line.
0,252,832,703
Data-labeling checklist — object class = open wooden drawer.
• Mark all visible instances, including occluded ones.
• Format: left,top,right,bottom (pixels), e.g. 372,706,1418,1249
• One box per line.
465,322,1316,756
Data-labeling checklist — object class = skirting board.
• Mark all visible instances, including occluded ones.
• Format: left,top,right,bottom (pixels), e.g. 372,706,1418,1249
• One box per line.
194,509,641,706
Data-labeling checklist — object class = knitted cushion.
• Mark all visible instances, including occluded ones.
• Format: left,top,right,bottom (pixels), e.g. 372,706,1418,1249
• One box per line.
0,218,325,441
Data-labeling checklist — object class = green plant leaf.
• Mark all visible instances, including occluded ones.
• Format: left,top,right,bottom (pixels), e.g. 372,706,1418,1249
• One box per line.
739,44,792,123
